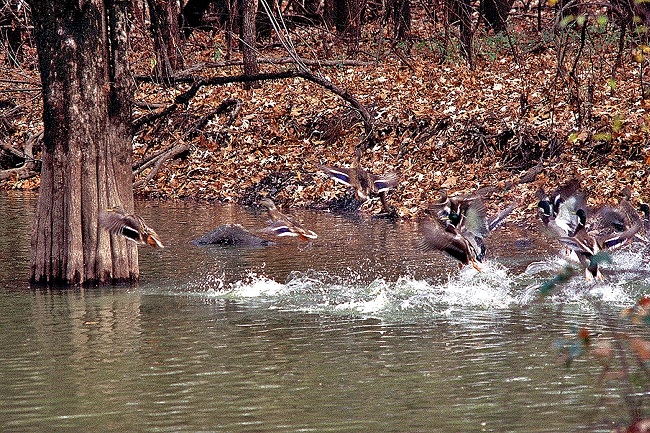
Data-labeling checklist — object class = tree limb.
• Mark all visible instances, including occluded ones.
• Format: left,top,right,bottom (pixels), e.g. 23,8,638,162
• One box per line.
133,143,189,188
172,69,375,146
133,99,242,187
171,57,374,76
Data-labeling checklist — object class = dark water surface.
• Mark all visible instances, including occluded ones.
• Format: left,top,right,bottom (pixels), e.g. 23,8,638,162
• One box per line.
1,191,650,432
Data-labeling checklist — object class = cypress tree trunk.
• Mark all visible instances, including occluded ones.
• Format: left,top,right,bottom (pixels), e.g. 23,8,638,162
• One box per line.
241,0,259,89
391,0,411,40
29,0,138,286
147,0,184,81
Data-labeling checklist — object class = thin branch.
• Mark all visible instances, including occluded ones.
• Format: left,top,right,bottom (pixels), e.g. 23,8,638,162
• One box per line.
133,99,241,187
172,70,374,145
132,103,178,131
0,164,39,181
133,144,189,189
174,57,374,75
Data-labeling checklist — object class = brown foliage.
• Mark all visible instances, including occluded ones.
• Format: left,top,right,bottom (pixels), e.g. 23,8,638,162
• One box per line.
1,2,649,221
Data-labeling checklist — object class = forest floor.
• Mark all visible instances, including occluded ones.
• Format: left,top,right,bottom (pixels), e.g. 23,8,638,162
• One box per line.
1,5,649,229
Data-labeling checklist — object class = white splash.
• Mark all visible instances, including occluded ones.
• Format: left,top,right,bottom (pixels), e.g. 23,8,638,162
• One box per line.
227,273,286,298
195,248,649,322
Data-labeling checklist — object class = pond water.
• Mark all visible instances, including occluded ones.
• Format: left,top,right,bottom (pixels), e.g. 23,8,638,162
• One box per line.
1,191,650,432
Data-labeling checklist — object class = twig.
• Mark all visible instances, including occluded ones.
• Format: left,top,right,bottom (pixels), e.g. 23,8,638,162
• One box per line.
0,142,25,160
0,132,41,180
133,144,189,188
133,99,241,186
172,69,374,146
132,103,178,131
133,100,167,110
156,58,375,78
0,164,39,181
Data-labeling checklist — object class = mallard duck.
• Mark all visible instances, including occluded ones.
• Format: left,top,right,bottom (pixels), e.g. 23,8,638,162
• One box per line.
590,188,648,244
536,178,583,237
536,178,581,223
419,196,492,270
427,189,464,223
320,148,398,212
558,209,640,281
419,218,484,271
258,198,318,241
429,188,514,231
98,207,164,248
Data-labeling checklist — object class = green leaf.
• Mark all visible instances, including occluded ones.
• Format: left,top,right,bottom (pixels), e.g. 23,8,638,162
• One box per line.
560,15,575,28
593,132,612,142
607,79,617,90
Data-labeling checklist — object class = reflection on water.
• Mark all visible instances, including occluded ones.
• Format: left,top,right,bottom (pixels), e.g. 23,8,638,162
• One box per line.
1,191,649,432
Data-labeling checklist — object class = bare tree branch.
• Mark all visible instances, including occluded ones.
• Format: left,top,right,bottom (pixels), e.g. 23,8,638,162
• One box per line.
171,70,375,146
133,143,189,188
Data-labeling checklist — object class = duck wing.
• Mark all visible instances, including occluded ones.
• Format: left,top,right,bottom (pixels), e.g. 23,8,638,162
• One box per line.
320,165,353,187
599,223,640,249
418,222,470,265
99,208,143,242
461,197,489,238
488,201,518,232
369,171,399,193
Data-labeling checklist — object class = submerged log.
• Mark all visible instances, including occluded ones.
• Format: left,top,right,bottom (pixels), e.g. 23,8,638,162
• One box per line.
192,224,275,247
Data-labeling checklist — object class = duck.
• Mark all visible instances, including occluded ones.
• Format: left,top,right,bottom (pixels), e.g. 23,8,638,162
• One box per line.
536,178,583,238
558,208,640,281
427,189,466,223
419,196,493,270
320,147,398,213
418,217,484,271
429,187,515,231
641,202,650,232
258,198,318,241
98,207,164,248
590,188,648,243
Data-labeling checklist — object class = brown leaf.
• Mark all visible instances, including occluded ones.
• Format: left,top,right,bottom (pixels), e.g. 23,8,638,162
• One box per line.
630,338,650,361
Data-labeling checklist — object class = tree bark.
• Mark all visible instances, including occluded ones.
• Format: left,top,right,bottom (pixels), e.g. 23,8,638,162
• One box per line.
29,0,138,286
481,0,514,33
390,0,411,40
147,0,184,81
241,0,259,88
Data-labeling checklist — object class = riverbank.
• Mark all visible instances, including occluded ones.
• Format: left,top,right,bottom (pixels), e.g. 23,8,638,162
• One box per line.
2,16,649,225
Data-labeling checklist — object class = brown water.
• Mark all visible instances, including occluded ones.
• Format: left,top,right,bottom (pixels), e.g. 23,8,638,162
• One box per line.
1,191,650,432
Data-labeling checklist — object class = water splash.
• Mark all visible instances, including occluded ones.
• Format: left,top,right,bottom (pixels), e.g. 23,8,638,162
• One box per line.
518,247,648,307
192,245,649,322
197,261,522,321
